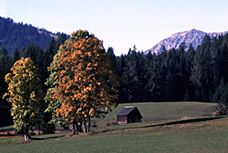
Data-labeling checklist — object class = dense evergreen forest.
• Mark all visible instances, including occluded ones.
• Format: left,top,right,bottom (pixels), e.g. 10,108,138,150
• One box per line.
1,32,228,126
107,34,228,104
0,17,66,54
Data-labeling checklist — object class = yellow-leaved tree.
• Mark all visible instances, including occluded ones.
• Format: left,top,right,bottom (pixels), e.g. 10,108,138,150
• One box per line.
45,30,118,134
3,57,41,142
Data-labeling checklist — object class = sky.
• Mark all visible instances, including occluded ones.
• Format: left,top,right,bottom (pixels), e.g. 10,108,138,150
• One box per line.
1,0,228,55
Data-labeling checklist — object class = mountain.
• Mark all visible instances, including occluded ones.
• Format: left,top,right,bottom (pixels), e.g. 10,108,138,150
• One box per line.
0,17,64,54
147,29,227,54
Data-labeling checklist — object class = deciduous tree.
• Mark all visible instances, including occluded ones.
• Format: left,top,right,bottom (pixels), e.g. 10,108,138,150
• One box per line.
46,30,118,134
3,57,41,142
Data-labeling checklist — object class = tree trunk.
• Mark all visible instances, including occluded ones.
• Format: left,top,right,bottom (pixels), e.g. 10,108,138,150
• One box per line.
87,117,91,132
38,124,41,135
24,134,30,142
75,121,80,134
83,118,87,133
78,119,82,133
72,124,76,135
82,117,91,133
23,127,31,142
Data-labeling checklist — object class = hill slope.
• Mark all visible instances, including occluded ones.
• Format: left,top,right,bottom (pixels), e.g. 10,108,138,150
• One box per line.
95,102,216,130
0,17,62,54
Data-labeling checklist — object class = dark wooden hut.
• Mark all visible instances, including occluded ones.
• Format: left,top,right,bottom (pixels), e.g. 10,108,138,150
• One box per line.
117,106,142,124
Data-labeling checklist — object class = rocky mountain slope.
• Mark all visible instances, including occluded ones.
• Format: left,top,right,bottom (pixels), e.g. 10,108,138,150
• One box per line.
147,29,227,54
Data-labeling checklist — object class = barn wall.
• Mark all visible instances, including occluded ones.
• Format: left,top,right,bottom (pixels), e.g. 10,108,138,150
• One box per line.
127,109,142,123
117,116,128,124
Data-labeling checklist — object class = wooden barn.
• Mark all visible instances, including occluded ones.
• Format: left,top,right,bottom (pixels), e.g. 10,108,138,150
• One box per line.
117,106,142,124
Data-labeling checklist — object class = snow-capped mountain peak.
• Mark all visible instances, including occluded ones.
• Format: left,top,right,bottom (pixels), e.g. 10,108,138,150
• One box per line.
147,29,227,54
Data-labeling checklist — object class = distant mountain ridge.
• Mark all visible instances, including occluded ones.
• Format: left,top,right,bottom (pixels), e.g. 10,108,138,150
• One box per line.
0,16,65,54
147,29,228,54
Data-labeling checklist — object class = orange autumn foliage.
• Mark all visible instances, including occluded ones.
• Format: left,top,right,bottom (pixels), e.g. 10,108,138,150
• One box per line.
46,30,118,125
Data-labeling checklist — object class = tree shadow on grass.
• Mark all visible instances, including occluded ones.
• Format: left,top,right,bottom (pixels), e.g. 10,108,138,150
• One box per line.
96,116,226,134
31,135,65,141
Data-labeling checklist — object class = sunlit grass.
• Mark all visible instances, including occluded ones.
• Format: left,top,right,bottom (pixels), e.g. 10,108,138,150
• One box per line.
1,118,228,153
1,101,224,153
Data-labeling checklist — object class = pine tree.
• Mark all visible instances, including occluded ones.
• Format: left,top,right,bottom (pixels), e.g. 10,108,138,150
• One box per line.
190,35,213,101
121,46,145,101
0,48,13,127
184,45,195,100
144,52,167,101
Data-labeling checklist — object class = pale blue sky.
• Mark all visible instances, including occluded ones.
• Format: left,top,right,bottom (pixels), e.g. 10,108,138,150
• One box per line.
0,0,228,55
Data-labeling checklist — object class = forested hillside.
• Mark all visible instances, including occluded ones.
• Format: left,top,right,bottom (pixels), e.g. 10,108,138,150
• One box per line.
0,17,66,54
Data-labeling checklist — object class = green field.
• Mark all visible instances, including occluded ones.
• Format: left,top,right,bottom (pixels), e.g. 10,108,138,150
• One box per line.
1,118,228,153
1,102,228,153
93,102,216,131
103,102,216,121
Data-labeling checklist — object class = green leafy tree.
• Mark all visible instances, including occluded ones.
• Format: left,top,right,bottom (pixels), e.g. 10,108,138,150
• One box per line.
3,57,41,142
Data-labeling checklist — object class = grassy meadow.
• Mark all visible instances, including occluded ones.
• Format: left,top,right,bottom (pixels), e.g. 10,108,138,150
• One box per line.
102,102,216,121
1,102,228,153
92,102,216,132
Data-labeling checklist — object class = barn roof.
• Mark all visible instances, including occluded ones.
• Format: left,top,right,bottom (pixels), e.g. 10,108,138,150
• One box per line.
117,106,138,116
